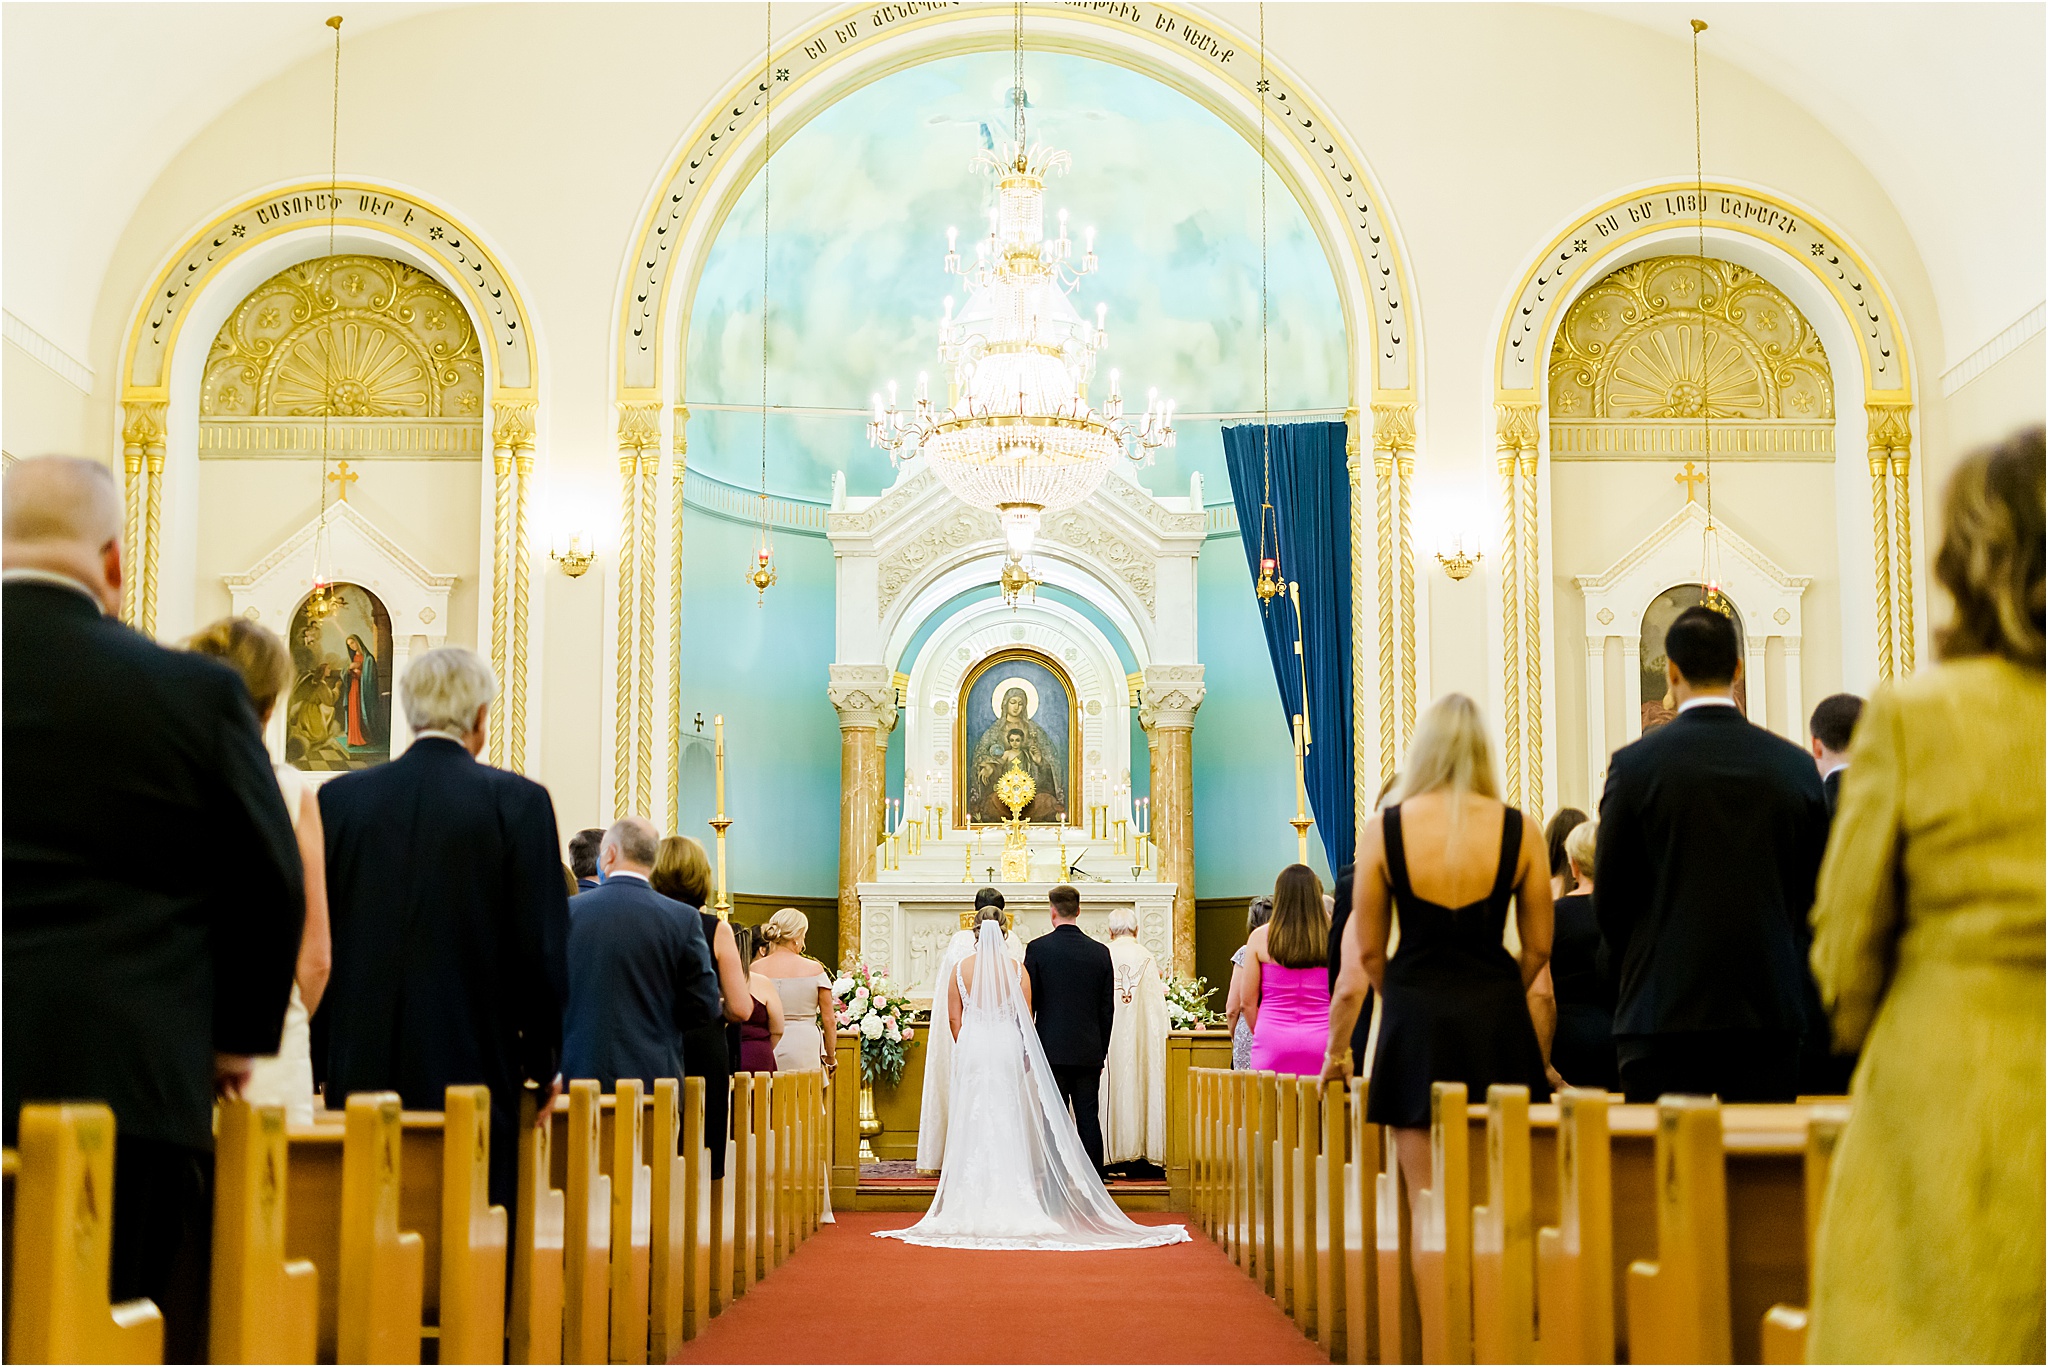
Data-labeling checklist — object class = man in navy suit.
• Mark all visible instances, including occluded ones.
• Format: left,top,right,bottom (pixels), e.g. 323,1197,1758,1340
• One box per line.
318,646,569,1210
1595,606,1831,1103
1808,693,1865,818
568,827,605,893
561,817,723,1089
1023,885,1116,1172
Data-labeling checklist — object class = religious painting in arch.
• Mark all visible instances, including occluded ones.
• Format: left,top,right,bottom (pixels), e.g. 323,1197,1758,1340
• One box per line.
285,583,394,772
955,649,1079,826
1639,585,1746,734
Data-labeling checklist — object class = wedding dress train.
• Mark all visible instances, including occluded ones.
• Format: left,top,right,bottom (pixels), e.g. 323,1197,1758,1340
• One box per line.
875,921,1188,1251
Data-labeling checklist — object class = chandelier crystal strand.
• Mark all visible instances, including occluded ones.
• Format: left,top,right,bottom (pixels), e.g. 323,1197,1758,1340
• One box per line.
869,0,1174,603
309,14,344,623
1254,2,1282,606
1692,18,1727,615
749,1,777,602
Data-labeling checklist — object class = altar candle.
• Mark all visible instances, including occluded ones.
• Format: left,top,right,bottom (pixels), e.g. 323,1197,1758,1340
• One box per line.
713,714,726,814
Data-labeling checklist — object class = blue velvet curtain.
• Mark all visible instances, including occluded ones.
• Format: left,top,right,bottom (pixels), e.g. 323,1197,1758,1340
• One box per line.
1220,421,1355,871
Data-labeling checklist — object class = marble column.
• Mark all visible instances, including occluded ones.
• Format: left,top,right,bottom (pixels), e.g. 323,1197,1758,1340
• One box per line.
1140,664,1206,978
828,665,897,972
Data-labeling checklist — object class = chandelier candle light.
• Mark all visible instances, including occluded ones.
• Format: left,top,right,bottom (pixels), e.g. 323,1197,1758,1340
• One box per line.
870,3,1173,603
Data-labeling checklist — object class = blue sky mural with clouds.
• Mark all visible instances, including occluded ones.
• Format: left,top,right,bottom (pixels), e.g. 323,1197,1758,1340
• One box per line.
684,50,1346,504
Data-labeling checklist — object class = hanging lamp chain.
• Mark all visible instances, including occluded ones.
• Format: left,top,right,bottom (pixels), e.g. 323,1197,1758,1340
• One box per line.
1253,2,1281,605
313,14,344,612
749,1,778,601
1692,18,1712,531
1014,0,1026,152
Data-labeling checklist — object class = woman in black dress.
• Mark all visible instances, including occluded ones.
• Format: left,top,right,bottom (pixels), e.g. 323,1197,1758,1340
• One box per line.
1323,693,1558,1212
1548,819,1617,1090
652,836,753,1182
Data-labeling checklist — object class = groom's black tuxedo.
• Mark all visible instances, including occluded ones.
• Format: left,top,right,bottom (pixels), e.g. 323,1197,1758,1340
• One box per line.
1024,921,1115,1171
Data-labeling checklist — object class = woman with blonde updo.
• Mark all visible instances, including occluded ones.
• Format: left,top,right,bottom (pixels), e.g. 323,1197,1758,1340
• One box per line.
1807,429,2045,1362
185,616,331,1122
752,908,837,1074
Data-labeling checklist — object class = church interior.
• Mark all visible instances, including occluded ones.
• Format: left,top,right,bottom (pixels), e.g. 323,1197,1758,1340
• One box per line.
3,1,2042,1362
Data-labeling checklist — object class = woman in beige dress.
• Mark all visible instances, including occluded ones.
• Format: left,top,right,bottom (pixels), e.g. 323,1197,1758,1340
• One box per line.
187,618,332,1123
1807,431,2044,1362
751,906,838,1220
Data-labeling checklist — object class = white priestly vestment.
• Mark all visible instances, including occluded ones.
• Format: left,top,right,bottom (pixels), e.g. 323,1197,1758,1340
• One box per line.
1099,935,1169,1164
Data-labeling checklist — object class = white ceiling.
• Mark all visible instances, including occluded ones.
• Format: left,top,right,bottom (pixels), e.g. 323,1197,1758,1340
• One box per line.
3,1,2041,383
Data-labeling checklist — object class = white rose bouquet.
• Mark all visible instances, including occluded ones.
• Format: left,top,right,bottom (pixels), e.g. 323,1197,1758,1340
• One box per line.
1163,973,1227,1030
833,962,919,1086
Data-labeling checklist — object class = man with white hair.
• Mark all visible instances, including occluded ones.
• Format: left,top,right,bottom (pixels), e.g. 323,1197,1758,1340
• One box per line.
317,645,570,1211
1099,907,1168,1167
560,817,723,1089
3,456,304,1359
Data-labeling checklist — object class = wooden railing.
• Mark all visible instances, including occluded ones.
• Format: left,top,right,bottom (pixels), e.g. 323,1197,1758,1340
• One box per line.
1189,1068,1848,1364
3,1069,828,1364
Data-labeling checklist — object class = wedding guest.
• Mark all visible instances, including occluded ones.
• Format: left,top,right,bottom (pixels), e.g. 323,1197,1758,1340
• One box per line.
1809,693,1865,817
1595,606,1828,1103
1324,693,1554,1217
754,908,838,1073
1544,807,1588,901
1325,773,1400,1074
561,819,722,1089
1807,430,2045,1364
1548,818,1616,1091
3,457,303,1361
187,616,333,1122
1101,908,1168,1167
319,646,567,1210
569,827,605,892
1245,865,1331,1076
1224,896,1272,1070
650,834,753,1177
733,926,784,1075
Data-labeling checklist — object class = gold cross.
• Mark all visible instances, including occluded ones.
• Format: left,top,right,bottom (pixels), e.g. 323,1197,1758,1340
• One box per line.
327,461,358,502
1674,460,1708,503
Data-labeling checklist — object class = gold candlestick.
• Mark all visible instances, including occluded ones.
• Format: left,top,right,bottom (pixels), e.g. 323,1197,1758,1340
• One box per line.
708,713,732,916
963,822,974,882
1289,713,1314,866
936,802,947,837
1115,818,1127,856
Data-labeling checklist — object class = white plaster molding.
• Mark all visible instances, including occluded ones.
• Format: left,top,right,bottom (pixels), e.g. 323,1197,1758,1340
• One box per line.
1139,663,1208,731
1941,301,2046,396
826,663,897,732
2,309,94,393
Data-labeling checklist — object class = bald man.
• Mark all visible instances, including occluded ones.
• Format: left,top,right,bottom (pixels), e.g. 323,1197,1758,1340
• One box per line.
560,816,723,1089
3,456,304,1358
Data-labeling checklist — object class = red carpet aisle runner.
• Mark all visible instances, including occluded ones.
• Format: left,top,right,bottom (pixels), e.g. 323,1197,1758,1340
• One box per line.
680,1212,1326,1364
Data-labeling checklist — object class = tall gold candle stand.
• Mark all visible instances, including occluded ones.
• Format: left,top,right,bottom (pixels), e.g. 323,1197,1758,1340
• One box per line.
708,714,733,917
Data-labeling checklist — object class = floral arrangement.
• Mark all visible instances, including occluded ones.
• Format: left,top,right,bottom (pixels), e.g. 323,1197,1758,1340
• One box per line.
832,963,919,1087
1164,973,1227,1030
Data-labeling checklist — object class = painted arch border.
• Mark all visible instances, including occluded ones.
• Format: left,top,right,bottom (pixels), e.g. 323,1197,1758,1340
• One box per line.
611,0,1419,410
119,176,541,402
1494,178,1914,403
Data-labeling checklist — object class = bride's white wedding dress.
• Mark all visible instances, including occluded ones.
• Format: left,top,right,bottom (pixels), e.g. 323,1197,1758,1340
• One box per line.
875,921,1188,1251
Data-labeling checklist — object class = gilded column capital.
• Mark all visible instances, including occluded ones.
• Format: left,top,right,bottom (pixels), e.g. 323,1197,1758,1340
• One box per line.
121,401,167,453
491,399,536,451
671,405,691,457
1495,401,1542,453
616,400,663,453
1138,663,1207,731
827,664,898,733
1370,401,1416,453
1865,401,1913,454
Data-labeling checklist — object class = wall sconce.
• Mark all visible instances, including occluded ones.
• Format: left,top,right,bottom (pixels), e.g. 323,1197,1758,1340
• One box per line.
549,530,596,578
1435,532,1483,582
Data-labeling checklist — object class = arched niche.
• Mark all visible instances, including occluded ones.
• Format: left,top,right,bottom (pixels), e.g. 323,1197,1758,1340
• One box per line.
1574,500,1809,791
223,499,457,768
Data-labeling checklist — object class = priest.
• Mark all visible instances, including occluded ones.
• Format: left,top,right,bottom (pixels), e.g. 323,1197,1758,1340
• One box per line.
1100,907,1169,1167
916,887,1026,1173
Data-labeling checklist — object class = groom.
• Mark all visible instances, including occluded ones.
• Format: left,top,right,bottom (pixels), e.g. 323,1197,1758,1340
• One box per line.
1023,884,1116,1173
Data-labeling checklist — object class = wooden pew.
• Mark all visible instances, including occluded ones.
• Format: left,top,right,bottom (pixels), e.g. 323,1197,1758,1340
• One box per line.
1624,1096,1731,1364
731,1074,759,1300
1312,1078,1345,1358
511,1089,565,1365
647,1077,706,1359
1759,1105,1849,1366
1290,1078,1316,1337
439,1086,508,1365
1255,1071,1280,1294
1376,1120,1422,1364
709,1076,733,1319
1471,1085,1534,1365
5,1103,164,1364
560,1081,611,1365
1413,1082,1474,1364
1341,1079,1379,1365
1536,1090,1612,1366
338,1093,426,1364
1273,1076,1298,1317
607,1079,652,1365
211,1099,318,1364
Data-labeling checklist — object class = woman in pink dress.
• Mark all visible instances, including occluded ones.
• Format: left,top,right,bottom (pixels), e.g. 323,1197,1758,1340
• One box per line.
1244,864,1332,1075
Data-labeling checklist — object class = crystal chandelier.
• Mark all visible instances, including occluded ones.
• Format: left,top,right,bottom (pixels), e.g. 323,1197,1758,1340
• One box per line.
869,6,1174,590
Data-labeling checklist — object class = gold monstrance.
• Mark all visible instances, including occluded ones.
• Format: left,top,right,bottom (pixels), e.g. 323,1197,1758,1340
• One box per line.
994,757,1037,883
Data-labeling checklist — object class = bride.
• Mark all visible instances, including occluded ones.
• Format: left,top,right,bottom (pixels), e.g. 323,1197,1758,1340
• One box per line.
875,910,1188,1251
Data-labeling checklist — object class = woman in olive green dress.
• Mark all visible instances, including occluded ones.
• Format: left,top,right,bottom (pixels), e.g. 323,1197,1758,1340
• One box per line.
1808,430,2045,1363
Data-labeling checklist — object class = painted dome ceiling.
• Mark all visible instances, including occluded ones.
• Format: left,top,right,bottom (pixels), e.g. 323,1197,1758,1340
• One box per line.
684,50,1346,505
